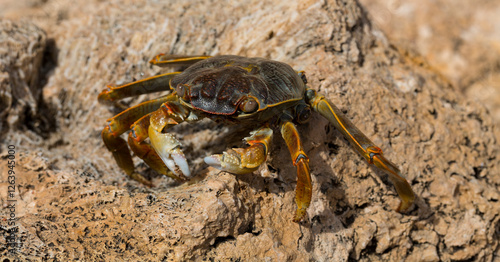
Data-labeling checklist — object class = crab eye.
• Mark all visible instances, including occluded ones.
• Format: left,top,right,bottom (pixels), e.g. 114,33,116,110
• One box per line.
298,71,307,84
296,105,312,124
176,84,189,99
239,97,258,113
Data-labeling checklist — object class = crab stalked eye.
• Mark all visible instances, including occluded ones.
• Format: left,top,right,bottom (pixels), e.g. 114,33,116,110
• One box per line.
239,97,258,113
296,104,312,124
176,84,190,99
297,107,311,124
298,70,307,84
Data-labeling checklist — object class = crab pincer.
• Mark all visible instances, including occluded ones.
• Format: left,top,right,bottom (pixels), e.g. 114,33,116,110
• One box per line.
204,127,273,174
149,126,190,179
147,104,192,179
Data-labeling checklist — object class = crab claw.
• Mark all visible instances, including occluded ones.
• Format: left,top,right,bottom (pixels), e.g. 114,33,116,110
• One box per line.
148,125,191,179
205,127,273,175
204,149,259,175
203,155,223,169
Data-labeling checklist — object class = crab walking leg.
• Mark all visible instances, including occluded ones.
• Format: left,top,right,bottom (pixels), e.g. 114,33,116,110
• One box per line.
308,90,415,212
101,94,178,183
148,100,194,179
281,121,312,222
204,127,273,174
98,72,181,105
128,114,185,181
149,54,211,68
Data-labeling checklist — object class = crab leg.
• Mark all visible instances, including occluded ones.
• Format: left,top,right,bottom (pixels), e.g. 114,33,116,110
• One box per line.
98,72,181,105
204,127,273,174
127,114,185,181
148,99,195,179
101,94,178,184
149,54,211,67
307,90,415,212
98,55,210,105
280,121,312,222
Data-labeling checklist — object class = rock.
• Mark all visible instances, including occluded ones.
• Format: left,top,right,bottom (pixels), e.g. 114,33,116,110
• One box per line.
0,0,498,261
0,20,46,132
407,244,440,262
359,0,500,124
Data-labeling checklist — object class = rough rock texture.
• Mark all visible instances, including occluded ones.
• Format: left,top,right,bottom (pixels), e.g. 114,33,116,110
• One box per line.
1,0,499,261
359,0,500,124
0,19,46,134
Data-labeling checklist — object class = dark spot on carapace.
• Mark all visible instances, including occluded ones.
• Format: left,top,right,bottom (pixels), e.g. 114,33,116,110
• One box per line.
195,74,218,98
218,75,249,100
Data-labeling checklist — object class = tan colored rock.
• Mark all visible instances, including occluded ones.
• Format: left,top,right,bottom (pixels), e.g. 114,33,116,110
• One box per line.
0,19,46,131
407,244,440,262
411,229,439,246
0,0,499,261
359,0,500,124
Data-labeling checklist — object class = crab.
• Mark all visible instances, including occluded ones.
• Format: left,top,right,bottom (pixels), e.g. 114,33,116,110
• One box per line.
98,54,415,222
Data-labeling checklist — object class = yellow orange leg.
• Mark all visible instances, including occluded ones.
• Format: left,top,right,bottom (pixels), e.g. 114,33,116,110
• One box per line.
102,125,135,177
149,54,211,68
101,94,177,184
204,127,273,174
307,90,415,212
281,121,312,222
98,55,211,105
98,72,181,105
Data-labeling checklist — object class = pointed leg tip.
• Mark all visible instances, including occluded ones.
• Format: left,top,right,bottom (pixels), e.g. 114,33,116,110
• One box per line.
150,53,166,64
396,198,415,213
293,208,307,223
130,172,154,188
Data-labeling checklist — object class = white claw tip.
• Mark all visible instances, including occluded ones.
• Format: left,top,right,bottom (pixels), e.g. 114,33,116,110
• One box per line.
172,153,191,177
204,155,222,170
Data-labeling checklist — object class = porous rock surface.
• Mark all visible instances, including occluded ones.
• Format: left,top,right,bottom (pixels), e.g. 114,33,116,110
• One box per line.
0,0,499,261
359,0,500,124
0,19,46,134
